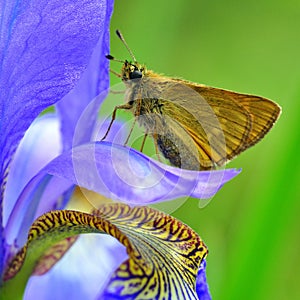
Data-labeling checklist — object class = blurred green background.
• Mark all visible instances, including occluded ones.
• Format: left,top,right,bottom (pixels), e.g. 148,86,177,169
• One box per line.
110,1,299,300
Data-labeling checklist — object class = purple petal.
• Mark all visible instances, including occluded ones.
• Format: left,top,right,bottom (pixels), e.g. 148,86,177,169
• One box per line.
0,0,114,274
43,142,240,207
24,235,127,300
3,118,125,257
5,142,240,252
196,260,212,300
56,0,113,151
3,115,61,226
0,0,113,194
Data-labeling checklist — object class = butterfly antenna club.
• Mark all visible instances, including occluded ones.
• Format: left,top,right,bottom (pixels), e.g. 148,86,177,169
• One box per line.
116,29,137,62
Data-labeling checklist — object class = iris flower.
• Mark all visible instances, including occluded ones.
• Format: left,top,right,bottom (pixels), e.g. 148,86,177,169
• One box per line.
0,0,240,299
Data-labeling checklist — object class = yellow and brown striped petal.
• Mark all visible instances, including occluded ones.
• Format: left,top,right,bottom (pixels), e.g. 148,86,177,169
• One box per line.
4,203,207,299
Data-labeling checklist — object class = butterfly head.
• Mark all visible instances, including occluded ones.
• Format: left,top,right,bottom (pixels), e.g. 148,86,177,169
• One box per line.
121,60,146,82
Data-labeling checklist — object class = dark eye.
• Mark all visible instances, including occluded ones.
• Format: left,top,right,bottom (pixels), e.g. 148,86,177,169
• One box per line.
129,70,143,79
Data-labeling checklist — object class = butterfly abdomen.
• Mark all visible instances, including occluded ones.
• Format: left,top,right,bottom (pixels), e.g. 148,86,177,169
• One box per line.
157,134,182,168
156,131,204,171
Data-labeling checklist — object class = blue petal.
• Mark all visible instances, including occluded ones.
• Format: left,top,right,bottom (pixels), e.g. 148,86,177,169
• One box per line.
0,0,113,193
3,115,61,226
4,142,240,251
56,0,113,151
0,0,114,275
44,142,240,205
24,235,127,300
196,260,212,300
3,118,125,261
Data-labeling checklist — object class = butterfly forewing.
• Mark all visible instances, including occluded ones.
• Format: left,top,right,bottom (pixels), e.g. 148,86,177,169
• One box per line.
138,76,255,169
130,74,280,169
235,93,281,145
188,84,281,155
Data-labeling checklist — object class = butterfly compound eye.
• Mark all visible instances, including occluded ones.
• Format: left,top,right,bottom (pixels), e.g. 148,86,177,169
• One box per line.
129,70,143,79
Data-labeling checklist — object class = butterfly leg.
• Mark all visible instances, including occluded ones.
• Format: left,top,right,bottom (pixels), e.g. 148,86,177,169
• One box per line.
124,117,137,146
152,133,163,162
124,99,143,146
140,132,148,152
101,103,132,141
109,89,125,94
109,69,122,78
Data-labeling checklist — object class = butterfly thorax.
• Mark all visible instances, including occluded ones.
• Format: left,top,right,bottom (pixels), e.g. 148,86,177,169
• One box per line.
121,61,161,114
121,62,168,138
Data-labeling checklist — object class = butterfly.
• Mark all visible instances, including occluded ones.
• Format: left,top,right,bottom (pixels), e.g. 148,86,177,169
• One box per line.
103,30,281,170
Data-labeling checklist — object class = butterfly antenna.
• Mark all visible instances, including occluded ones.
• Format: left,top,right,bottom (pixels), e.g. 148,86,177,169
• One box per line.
116,29,137,62
105,54,125,63
105,55,123,77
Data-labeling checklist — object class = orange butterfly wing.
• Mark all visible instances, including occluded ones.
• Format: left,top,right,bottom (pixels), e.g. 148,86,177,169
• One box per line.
146,76,280,169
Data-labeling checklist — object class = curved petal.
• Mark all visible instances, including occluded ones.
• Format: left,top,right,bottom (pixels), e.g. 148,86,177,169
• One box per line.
4,141,240,252
196,260,212,300
3,115,125,228
99,204,208,299
47,142,241,204
56,0,114,151
24,235,127,300
0,0,114,274
3,204,207,299
3,115,61,226
0,0,112,194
